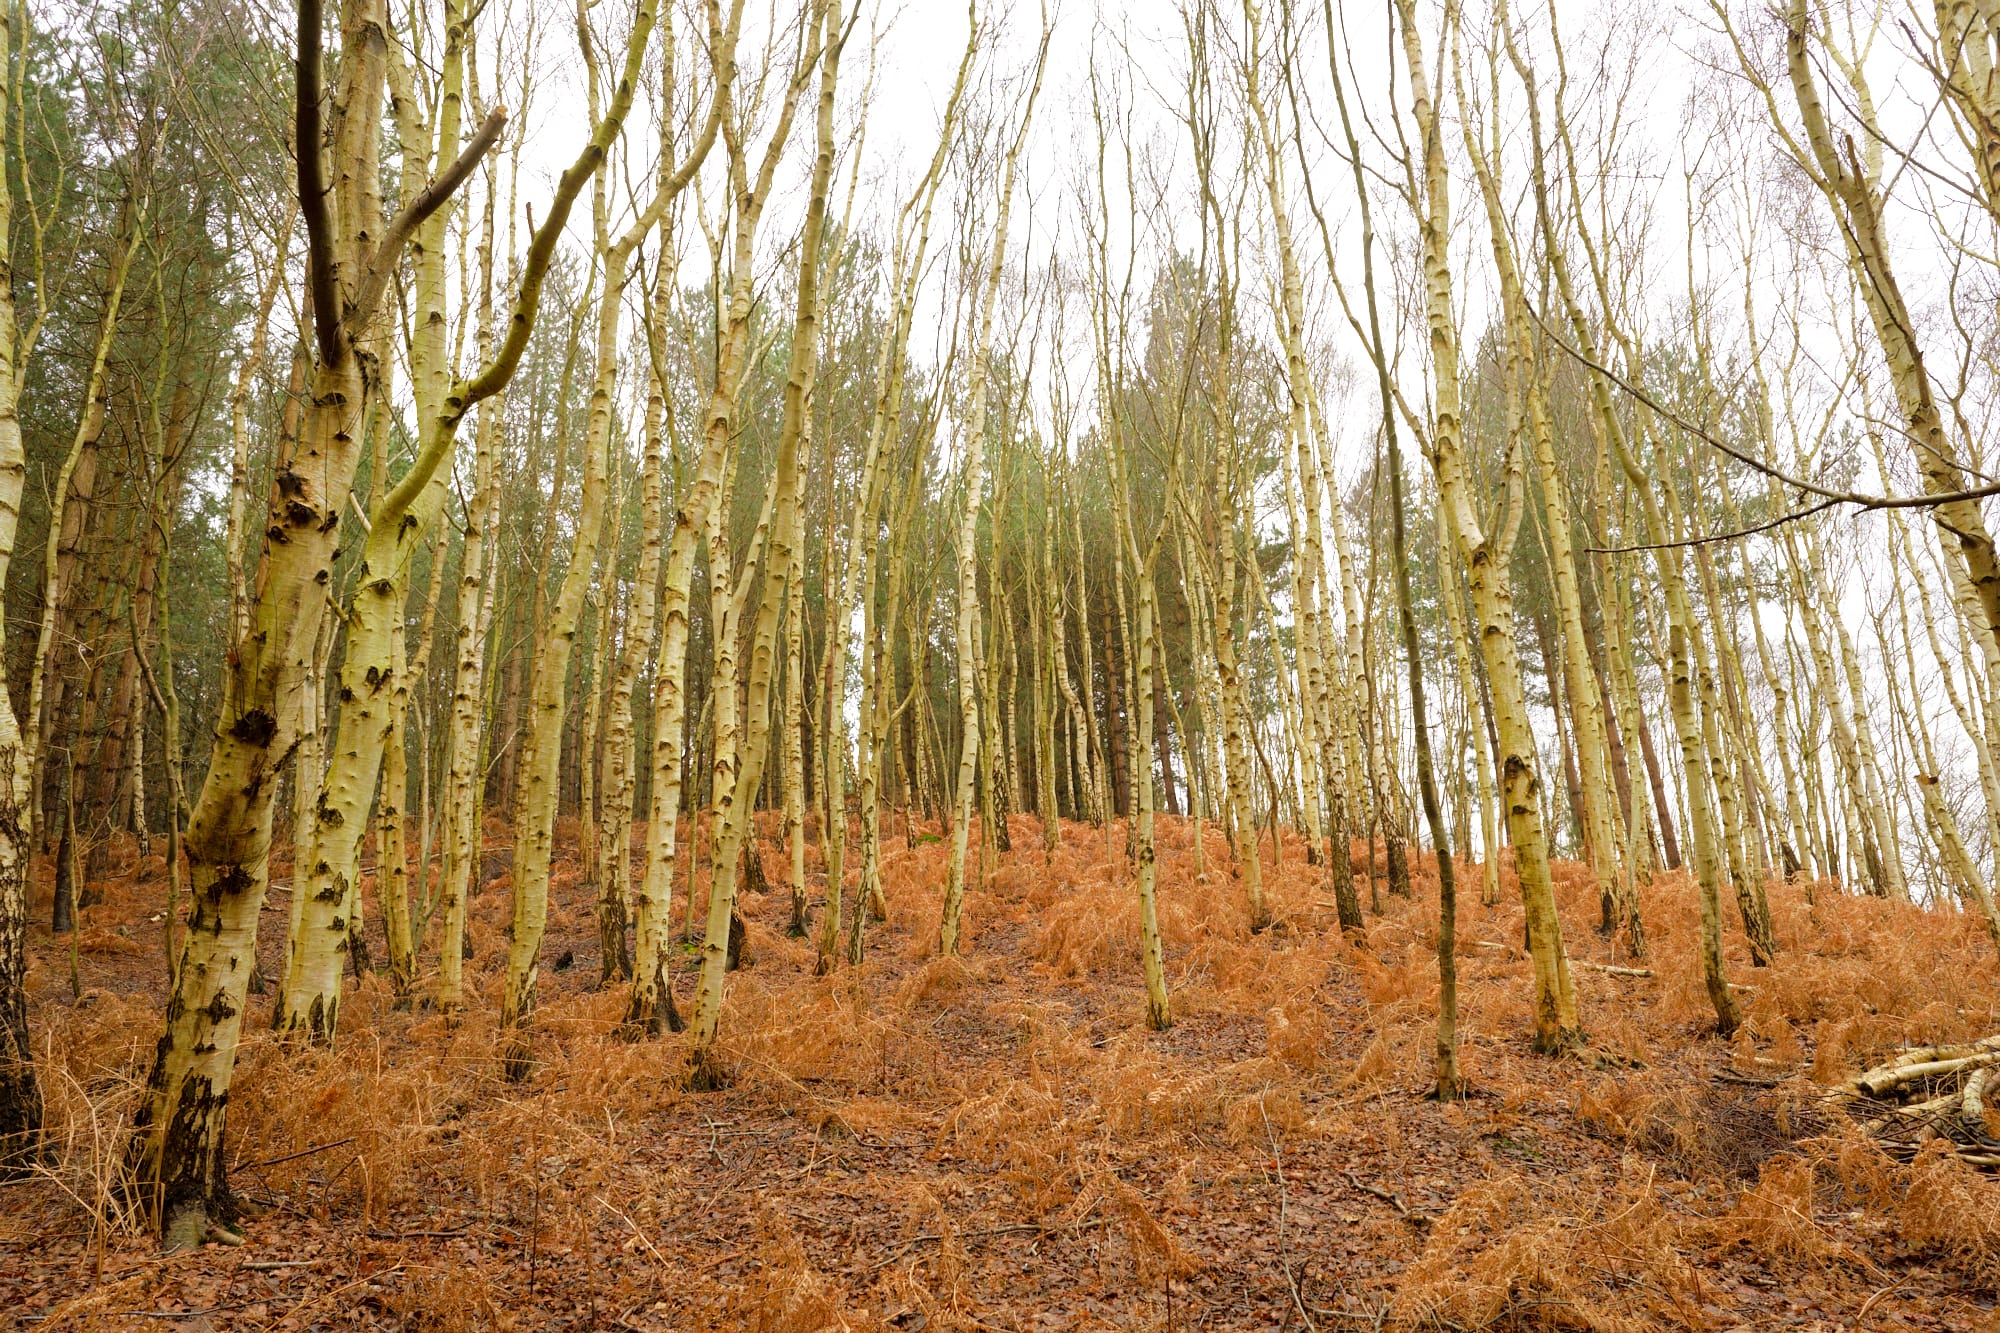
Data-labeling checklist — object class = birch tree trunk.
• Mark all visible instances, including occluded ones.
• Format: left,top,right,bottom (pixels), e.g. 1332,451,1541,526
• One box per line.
501,0,715,1071
1439,517,1502,909
273,5,473,1040
0,0,43,1171
941,17,1048,955
822,41,968,961
225,217,295,658
30,183,143,866
783,531,809,938
435,179,506,1016
1401,0,1582,1053
687,0,839,1079
129,0,410,1236
1508,6,1739,1034
127,0,661,1232
1115,462,1173,1032
1777,0,2000,667
376,532,444,1002
1455,83,1624,930
623,0,766,1038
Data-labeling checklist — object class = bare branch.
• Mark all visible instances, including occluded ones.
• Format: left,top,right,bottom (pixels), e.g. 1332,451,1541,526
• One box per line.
295,0,338,366
1531,307,2000,516
346,104,508,336
1587,498,1845,554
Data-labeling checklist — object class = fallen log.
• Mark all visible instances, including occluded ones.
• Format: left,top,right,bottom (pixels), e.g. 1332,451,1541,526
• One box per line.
1856,1051,2000,1099
1830,1034,2000,1170
1577,962,1653,978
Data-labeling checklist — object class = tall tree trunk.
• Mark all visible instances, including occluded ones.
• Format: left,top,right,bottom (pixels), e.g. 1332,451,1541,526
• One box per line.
502,2,714,1065
1781,0,2000,670
274,3,488,1041
128,0,611,1237
1401,0,1583,1053
29,183,142,860
617,0,759,1038
1511,18,1735,1033
940,22,1047,955
435,183,506,1016
688,2,839,1076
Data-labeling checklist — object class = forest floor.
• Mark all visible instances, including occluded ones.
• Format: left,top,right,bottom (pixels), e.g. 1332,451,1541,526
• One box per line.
5,811,2000,1331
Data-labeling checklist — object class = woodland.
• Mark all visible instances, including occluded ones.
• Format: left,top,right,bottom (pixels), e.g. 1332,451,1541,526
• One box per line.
2,0,2000,1326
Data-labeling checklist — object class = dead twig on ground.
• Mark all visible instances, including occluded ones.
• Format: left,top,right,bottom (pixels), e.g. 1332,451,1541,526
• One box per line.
870,1222,1047,1270
1342,1169,1430,1227
1576,962,1653,977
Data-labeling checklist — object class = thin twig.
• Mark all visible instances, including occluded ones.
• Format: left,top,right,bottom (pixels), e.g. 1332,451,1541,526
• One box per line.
1533,309,2000,516
870,1223,1047,1270
597,1193,671,1272
1712,1071,1785,1088
255,1269,402,1333
1587,497,1843,553
95,1310,244,1321
1342,1169,1429,1227
1576,961,1654,977
237,1137,354,1173
1854,1275,1908,1325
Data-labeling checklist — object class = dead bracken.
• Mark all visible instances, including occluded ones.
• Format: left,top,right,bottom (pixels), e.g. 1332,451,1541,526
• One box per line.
6,814,1999,1329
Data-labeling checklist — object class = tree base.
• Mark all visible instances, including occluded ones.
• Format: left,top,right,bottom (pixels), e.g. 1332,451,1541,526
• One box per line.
684,1047,732,1092
623,981,684,1037
726,912,747,971
1532,1025,1589,1057
0,1070,42,1178
597,895,633,987
163,1208,245,1254
131,1132,247,1256
501,1030,534,1083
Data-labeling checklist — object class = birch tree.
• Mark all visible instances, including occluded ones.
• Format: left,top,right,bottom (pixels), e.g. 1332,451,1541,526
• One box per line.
1395,0,1583,1053
125,0,662,1240
686,0,842,1082
501,0,729,1078
939,11,1050,957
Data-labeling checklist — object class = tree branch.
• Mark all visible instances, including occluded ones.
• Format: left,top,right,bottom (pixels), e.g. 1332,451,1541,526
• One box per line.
295,0,340,367
1586,498,1844,554
1531,306,2000,515
443,0,717,426
346,105,509,336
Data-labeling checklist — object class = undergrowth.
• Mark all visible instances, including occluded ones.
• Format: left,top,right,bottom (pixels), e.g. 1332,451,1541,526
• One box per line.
8,812,2000,1329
